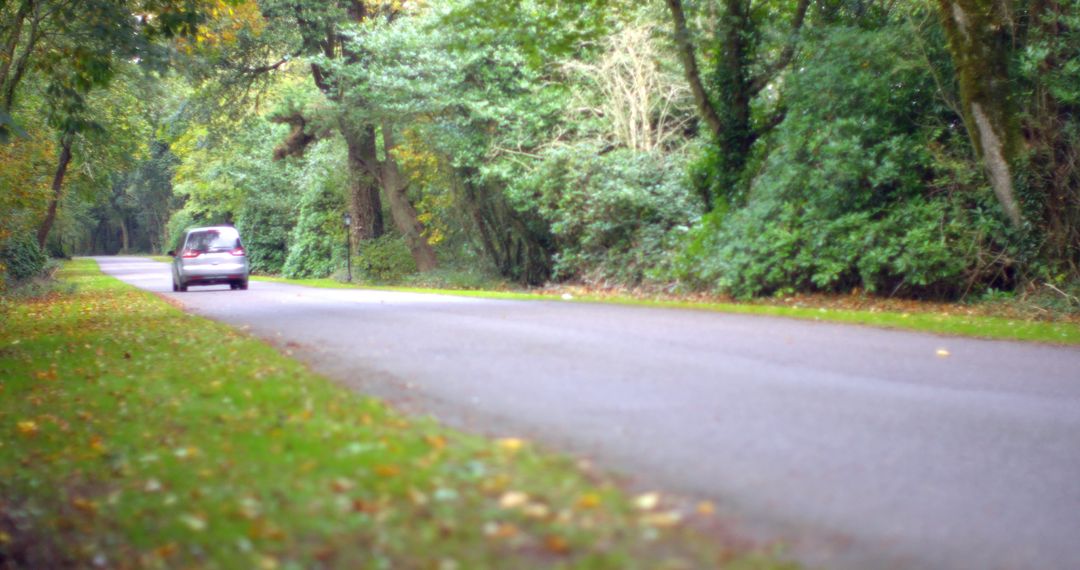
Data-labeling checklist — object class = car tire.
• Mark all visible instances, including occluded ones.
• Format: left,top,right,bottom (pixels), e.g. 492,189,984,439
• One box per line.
239,279,248,290
178,280,188,292
172,280,179,292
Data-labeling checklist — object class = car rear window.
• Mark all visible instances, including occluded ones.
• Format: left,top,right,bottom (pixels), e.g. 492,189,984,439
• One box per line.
185,229,240,252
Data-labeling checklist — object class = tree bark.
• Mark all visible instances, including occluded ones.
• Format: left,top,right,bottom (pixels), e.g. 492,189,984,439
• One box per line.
382,121,438,272
664,0,723,139
36,130,74,249
1,0,40,112
937,0,1023,227
0,1,30,102
119,217,129,253
339,120,384,242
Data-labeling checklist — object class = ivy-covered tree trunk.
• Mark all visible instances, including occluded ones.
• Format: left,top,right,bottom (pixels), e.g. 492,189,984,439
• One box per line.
36,130,73,249
339,120,384,243
665,0,808,207
382,122,437,272
711,0,756,205
937,0,1023,227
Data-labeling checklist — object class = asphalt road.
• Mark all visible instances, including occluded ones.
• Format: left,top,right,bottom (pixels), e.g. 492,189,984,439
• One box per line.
96,256,1080,570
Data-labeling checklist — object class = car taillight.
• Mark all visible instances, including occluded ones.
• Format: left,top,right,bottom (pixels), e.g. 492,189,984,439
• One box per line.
182,250,201,258
230,247,246,256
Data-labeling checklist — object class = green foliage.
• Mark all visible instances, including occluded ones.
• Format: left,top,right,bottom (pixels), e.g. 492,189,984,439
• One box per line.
281,140,349,279
164,208,199,253
676,24,1006,298
514,144,701,285
0,233,48,284
356,235,418,283
235,192,294,275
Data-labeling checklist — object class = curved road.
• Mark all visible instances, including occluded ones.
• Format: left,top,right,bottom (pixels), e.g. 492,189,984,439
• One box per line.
97,257,1080,570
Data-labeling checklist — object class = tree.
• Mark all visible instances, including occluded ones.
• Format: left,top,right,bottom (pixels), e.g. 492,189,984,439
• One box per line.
665,0,810,206
0,0,219,248
936,0,1022,227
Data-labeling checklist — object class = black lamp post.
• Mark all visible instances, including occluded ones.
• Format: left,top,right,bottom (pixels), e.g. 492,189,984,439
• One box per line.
342,211,352,282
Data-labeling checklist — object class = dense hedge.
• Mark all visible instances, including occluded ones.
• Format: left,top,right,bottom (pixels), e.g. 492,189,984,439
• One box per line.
0,235,48,284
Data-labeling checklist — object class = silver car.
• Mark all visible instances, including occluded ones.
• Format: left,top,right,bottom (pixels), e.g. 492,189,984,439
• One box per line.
169,226,250,291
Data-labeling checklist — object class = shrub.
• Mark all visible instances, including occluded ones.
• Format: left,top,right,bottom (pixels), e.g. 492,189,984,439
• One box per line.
675,25,1010,298
512,144,702,286
0,234,48,285
236,192,296,275
356,235,417,283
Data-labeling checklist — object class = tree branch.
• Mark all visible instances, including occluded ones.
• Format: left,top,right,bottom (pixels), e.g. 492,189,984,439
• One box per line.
665,0,723,139
241,50,301,75
749,0,810,96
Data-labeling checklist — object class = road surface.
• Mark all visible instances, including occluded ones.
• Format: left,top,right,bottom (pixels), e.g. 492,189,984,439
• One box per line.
96,256,1080,570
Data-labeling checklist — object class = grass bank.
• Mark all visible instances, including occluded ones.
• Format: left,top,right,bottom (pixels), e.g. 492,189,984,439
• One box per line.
252,276,1080,345
0,259,788,569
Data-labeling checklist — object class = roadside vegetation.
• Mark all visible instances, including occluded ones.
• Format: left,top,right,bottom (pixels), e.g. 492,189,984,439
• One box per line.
0,259,792,568
3,0,1079,311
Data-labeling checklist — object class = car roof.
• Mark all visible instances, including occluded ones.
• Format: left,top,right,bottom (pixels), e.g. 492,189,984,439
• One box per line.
187,226,239,234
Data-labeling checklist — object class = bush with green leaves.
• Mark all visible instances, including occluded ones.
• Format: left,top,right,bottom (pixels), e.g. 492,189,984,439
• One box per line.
355,235,417,283
513,144,701,285
0,234,48,285
676,25,1011,298
281,140,350,279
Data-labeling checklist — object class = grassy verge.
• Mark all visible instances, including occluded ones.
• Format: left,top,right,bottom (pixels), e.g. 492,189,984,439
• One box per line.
251,276,1080,345
0,259,788,569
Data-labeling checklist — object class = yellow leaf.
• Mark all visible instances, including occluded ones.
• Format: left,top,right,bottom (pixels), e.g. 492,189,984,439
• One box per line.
696,500,716,516
576,493,601,510
16,420,38,436
936,348,951,357
496,438,525,452
375,464,400,478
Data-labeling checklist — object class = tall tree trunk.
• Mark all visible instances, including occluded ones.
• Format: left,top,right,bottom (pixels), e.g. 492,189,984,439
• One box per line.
339,120,384,243
666,0,808,207
119,218,130,253
36,130,73,249
1,0,40,112
0,1,30,102
382,121,438,272
665,0,723,139
937,0,1023,227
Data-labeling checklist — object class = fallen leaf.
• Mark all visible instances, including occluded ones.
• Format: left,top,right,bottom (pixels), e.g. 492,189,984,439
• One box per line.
576,493,601,510
544,534,570,554
374,464,400,478
496,438,525,452
179,513,207,532
499,491,529,509
483,522,520,539
634,492,660,511
325,477,353,493
696,501,716,516
936,348,951,357
640,511,682,527
16,420,38,437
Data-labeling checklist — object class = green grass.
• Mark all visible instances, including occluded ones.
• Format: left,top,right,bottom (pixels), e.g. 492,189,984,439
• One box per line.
0,259,791,569
251,276,1080,345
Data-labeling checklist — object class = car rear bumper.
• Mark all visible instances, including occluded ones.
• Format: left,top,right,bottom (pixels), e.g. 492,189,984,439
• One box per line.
178,262,248,283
